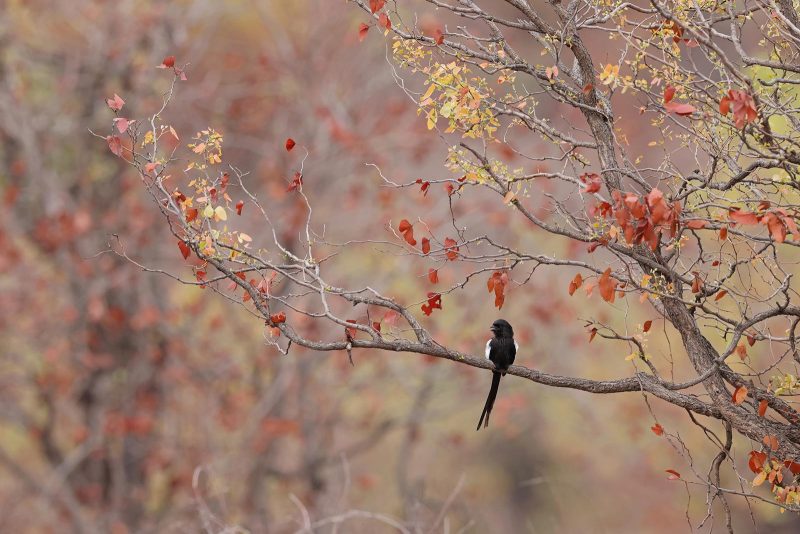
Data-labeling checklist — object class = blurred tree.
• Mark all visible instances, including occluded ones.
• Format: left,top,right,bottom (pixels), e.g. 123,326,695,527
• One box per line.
106,0,800,531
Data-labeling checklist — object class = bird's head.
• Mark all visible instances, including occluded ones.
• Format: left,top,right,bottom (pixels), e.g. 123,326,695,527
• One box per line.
490,319,514,338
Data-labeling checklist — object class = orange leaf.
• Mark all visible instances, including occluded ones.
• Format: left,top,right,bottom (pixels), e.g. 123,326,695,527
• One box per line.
732,385,748,405
598,267,617,303
758,399,768,417
369,0,385,12
643,320,653,333
763,434,779,451
714,290,727,301
428,268,438,284
270,312,286,324
691,272,701,293
665,469,681,480
568,273,583,296
651,423,664,436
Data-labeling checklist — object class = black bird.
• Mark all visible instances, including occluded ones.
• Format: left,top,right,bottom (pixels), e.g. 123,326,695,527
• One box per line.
476,319,517,430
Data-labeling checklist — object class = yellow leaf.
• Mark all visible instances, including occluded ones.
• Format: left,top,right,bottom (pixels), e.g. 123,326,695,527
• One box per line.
421,83,436,102
193,142,207,154
203,205,214,218
752,470,767,487
214,206,227,221
625,353,636,361
238,232,252,243
142,130,154,146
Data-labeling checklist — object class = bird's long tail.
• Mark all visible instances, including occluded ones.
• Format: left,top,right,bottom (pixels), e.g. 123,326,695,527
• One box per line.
476,371,502,431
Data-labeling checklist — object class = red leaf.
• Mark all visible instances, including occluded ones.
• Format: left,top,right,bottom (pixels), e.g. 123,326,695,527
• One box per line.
568,273,583,296
369,0,385,13
162,55,176,68
763,212,787,243
719,227,728,240
665,469,681,480
421,293,442,316
685,220,708,229
373,321,381,332
398,219,417,246
748,451,767,473
726,89,758,128
416,179,430,196
358,22,370,42
651,423,664,436
589,327,598,343
664,101,696,116
236,200,244,215
428,268,439,284
785,460,800,475
433,28,444,45
729,208,759,225
421,237,430,255
719,96,731,115
106,135,123,157
758,399,768,417
185,208,198,223
106,93,125,112
270,311,286,324
444,237,459,260
598,267,618,303
714,290,727,302
663,85,676,104
747,334,756,346
643,320,653,332
286,172,303,192
732,385,748,405
580,172,602,194
113,117,134,133
285,138,296,151
378,12,391,30
178,240,190,260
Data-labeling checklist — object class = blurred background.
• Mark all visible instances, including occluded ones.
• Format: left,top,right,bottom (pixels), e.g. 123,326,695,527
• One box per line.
0,1,798,532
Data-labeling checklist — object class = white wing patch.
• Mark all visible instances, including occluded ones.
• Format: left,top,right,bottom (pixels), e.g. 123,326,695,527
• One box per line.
515,340,519,352
485,339,492,359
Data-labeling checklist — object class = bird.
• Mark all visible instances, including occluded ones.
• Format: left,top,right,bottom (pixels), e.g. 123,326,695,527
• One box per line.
476,319,517,430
